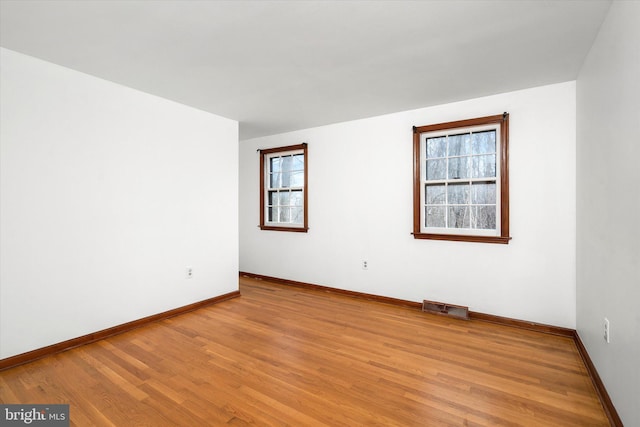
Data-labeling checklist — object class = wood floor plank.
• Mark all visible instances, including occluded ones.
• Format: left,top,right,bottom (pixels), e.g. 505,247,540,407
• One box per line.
0,277,609,426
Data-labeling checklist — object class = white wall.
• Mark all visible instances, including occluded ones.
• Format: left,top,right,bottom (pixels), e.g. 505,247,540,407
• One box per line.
240,82,577,328
0,48,239,359
576,1,640,425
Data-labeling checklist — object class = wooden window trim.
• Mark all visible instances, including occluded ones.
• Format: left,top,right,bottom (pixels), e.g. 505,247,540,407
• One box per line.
259,143,308,232
412,114,511,244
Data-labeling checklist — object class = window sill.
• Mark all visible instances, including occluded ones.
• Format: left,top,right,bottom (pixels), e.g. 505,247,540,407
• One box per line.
413,232,511,244
260,225,309,233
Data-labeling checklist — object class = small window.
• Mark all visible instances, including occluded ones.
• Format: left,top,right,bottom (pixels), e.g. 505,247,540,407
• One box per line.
259,144,308,232
413,114,510,244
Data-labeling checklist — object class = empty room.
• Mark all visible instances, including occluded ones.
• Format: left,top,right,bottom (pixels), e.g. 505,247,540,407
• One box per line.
1,1,638,426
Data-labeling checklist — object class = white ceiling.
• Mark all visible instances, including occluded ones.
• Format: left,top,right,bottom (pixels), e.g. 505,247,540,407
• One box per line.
0,0,611,140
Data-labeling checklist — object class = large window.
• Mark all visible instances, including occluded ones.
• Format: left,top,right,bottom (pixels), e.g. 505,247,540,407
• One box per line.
413,114,510,244
259,144,308,232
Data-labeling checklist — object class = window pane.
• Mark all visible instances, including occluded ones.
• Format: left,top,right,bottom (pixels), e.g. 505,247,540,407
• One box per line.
426,136,446,158
471,182,496,204
472,155,496,178
279,207,290,223
426,206,446,228
280,172,291,188
268,207,276,222
472,130,496,155
290,190,303,206
270,157,281,173
425,184,445,204
448,157,470,179
270,173,281,188
448,133,471,156
279,191,290,206
290,171,304,187
291,207,303,224
426,159,446,180
448,206,470,229
268,191,278,206
292,154,304,170
447,183,469,204
281,155,294,173
472,206,496,230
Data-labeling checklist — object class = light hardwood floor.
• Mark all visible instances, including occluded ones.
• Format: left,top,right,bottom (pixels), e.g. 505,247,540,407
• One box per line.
0,277,609,426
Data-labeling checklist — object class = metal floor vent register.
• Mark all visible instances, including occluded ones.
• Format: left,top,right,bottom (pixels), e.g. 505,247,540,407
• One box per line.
422,300,469,320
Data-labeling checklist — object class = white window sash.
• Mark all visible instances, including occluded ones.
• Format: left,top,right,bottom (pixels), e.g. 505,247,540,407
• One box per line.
264,150,305,227
420,123,501,236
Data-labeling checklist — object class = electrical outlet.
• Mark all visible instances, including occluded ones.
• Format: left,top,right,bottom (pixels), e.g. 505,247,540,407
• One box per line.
362,260,368,270
604,317,610,343
186,266,193,279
